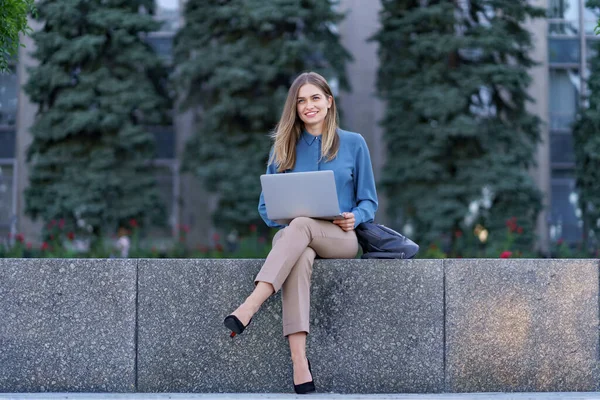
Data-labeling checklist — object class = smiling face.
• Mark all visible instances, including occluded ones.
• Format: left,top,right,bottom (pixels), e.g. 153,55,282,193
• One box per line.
296,83,333,134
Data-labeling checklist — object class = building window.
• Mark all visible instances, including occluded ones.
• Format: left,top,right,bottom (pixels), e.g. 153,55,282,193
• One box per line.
548,0,600,35
0,163,16,238
550,176,582,243
0,70,18,127
146,33,174,62
549,69,579,132
0,130,16,158
155,0,180,33
549,38,580,63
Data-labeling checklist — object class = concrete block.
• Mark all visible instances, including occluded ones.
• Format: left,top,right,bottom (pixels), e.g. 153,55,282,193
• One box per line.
445,259,600,392
0,258,137,392
137,259,444,393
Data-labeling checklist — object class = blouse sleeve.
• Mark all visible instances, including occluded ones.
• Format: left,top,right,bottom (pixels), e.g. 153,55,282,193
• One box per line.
258,154,286,229
350,136,379,228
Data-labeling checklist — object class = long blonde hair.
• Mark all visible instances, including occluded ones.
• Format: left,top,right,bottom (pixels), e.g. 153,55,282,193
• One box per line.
269,72,340,172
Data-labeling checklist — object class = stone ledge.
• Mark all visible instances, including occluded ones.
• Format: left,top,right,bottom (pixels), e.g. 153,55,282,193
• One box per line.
137,259,444,393
0,258,137,392
446,259,600,392
0,258,598,393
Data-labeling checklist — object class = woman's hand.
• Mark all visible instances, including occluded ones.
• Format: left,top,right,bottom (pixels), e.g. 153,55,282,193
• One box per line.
333,212,355,232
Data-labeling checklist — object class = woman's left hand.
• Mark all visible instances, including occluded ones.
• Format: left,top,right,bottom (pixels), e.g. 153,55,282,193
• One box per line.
333,212,355,232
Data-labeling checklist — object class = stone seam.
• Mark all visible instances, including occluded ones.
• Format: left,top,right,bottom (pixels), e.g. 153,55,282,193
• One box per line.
442,258,447,392
134,258,140,392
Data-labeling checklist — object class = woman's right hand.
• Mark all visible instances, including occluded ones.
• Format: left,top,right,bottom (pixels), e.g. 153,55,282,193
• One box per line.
333,212,355,232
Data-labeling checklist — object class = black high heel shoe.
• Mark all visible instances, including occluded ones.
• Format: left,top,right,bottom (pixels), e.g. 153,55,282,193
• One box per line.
294,358,316,394
223,314,252,338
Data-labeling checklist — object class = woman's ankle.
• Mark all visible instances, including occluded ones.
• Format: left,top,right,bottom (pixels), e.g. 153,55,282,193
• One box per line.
290,353,307,365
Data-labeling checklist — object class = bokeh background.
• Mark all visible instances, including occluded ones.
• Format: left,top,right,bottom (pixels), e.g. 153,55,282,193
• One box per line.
0,0,598,259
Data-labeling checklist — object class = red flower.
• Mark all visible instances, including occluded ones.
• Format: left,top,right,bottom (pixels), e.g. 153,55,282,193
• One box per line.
15,233,24,243
454,230,463,238
129,218,138,228
197,245,209,253
500,251,512,259
429,244,438,250
557,238,564,245
505,217,518,233
258,237,266,244
181,224,190,233
67,232,75,241
58,219,65,229
26,242,32,249
215,244,224,252
517,226,523,234
249,224,257,233
41,242,50,251
212,233,220,242
179,236,186,243
49,220,56,228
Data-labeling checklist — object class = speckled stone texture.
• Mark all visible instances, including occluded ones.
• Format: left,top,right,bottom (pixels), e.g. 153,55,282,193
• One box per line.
0,258,136,392
445,259,600,393
137,259,444,394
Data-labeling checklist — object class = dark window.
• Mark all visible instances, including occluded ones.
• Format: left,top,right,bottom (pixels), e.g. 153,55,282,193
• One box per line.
0,130,15,158
0,71,18,126
549,38,580,64
550,176,582,243
146,35,173,62
0,164,15,235
550,133,575,166
150,126,175,159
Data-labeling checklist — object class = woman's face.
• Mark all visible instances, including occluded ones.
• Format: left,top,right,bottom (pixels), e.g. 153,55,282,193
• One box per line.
296,83,332,131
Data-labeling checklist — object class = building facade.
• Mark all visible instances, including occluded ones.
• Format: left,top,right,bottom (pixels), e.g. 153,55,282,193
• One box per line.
0,0,593,251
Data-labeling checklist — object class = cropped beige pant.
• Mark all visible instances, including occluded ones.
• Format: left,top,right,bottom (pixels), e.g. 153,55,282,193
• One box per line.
254,217,359,337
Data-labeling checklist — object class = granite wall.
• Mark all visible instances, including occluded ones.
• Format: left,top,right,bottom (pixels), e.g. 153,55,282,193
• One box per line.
0,258,597,393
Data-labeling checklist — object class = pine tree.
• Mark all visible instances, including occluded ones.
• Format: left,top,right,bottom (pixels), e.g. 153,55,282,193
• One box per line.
24,0,171,246
174,0,350,232
0,0,35,72
573,0,600,247
373,0,545,253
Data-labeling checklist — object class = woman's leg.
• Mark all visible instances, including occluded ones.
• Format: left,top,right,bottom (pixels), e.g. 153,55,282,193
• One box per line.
255,217,358,291
230,217,357,329
282,247,316,336
277,218,357,386
288,332,312,385
228,281,274,327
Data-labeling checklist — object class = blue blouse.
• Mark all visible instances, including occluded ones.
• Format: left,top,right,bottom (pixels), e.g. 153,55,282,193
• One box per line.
258,129,379,229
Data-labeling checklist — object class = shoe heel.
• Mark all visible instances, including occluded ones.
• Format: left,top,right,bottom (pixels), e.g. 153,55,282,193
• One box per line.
224,314,252,337
293,358,315,394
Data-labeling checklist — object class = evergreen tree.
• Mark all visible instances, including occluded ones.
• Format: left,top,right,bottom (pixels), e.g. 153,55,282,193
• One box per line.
373,0,545,253
24,0,171,246
174,0,350,232
573,0,600,246
0,0,35,72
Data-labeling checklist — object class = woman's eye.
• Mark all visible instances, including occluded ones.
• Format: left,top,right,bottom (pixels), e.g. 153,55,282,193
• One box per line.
298,99,304,103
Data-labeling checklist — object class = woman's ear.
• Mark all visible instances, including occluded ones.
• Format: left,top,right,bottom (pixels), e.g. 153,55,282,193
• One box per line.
328,95,333,109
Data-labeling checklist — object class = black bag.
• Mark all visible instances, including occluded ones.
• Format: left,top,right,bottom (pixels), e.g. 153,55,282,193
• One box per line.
355,222,419,259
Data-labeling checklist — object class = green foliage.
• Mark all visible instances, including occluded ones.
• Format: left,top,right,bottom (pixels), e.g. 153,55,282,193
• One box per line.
372,0,544,252
174,0,351,232
574,0,600,245
23,0,172,247
0,0,36,72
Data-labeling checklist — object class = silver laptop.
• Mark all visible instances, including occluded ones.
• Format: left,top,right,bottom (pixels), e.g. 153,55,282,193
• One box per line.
260,170,344,224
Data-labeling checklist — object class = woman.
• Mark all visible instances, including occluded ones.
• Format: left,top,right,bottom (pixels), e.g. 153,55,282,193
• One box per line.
223,71,378,394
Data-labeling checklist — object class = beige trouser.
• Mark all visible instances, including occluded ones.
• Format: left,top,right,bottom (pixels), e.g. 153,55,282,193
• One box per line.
254,217,359,337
